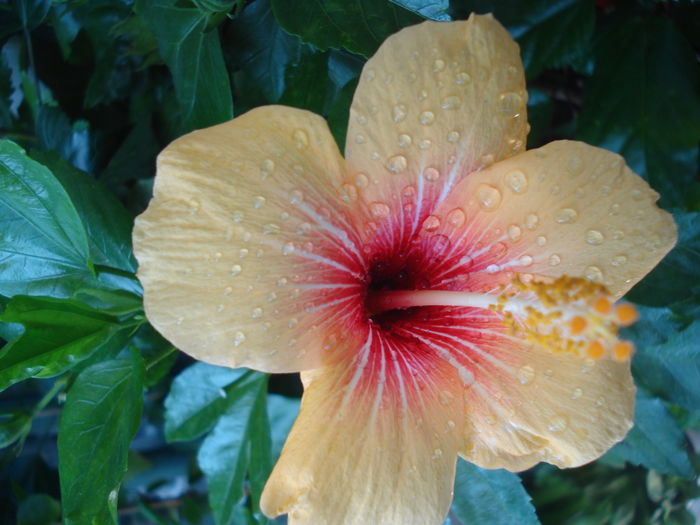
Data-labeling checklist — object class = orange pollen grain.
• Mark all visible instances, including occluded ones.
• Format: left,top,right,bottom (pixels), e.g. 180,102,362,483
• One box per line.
587,341,606,360
615,303,639,326
613,341,635,361
593,297,612,315
569,315,587,335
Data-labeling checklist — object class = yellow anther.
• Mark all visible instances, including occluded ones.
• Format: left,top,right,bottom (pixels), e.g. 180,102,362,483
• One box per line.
615,303,639,327
569,316,587,335
593,297,612,315
613,341,634,361
587,341,606,360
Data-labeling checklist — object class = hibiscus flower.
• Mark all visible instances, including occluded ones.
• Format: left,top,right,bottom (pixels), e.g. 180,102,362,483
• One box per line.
133,14,676,525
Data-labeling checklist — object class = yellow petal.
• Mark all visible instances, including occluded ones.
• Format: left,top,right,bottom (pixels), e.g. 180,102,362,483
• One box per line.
431,140,677,298
460,333,635,470
261,331,463,525
133,106,367,373
345,15,528,216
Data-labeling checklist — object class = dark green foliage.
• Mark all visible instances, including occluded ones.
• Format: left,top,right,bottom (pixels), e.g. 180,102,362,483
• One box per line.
0,0,698,523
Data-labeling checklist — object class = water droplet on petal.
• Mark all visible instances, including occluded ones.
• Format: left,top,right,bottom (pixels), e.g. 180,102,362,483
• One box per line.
233,331,246,347
497,92,523,118
355,173,369,188
339,183,358,202
433,59,446,72
251,307,263,318
447,130,460,143
586,229,605,245
585,265,604,282
419,139,432,150
555,208,578,224
393,104,407,122
611,229,625,240
260,159,275,178
423,167,440,181
508,224,522,241
548,415,569,432
293,129,309,149
525,213,539,230
571,388,583,400
504,169,528,193
519,254,533,266
253,195,266,209
354,134,366,144
478,154,495,168
447,208,466,227
398,134,412,147
230,264,242,276
369,202,390,219
536,235,547,246
419,111,435,125
568,156,584,176
282,242,295,255
441,95,462,110
386,155,407,174
611,254,627,267
456,71,471,84
476,184,502,210
517,365,535,385
422,215,441,231
548,254,561,266
239,248,249,259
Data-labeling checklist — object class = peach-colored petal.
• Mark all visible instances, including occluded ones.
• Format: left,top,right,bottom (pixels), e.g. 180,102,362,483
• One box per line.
345,14,528,233
133,106,368,373
428,140,677,298
460,333,635,470
261,326,463,525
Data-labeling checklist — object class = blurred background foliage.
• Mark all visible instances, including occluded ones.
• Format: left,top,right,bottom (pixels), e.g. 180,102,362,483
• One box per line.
0,0,699,523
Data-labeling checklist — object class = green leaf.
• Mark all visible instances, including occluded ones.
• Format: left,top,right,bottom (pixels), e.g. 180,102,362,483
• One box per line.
58,351,145,522
197,373,270,525
30,150,137,276
0,410,32,448
34,105,91,173
164,363,250,442
0,140,93,298
451,459,539,525
17,493,61,525
390,0,449,20
577,17,700,209
631,320,700,411
267,394,299,459
226,0,305,102
270,0,422,57
604,390,693,478
627,211,700,306
526,87,553,149
279,51,330,115
0,295,130,392
136,0,233,132
11,0,51,30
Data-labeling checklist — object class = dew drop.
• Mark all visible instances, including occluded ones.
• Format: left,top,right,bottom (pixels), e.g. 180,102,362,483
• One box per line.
568,156,584,176
354,134,366,144
611,254,627,267
508,224,522,241
402,185,416,200
419,111,435,125
188,198,200,212
586,229,605,245
517,365,535,385
447,208,466,227
277,277,288,287
418,89,428,101
422,215,441,231
369,202,390,219
611,229,625,240
548,254,561,266
536,235,547,247
418,139,432,150
355,173,369,188
497,92,523,118
239,248,249,258
356,114,367,125
233,331,246,347
504,169,528,194
548,415,569,432
339,183,358,202
432,59,446,72
478,153,495,168
555,208,578,224
571,388,583,400
398,133,412,147
525,213,539,230
447,130,460,143
519,254,533,266
232,210,244,223
251,307,263,318
223,286,233,296
393,104,407,122
282,242,295,255
455,71,471,84
585,265,604,282
441,95,462,110
386,155,408,174
230,264,242,276
423,167,440,181
260,159,275,177
476,184,502,210
253,195,266,209
292,129,309,149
